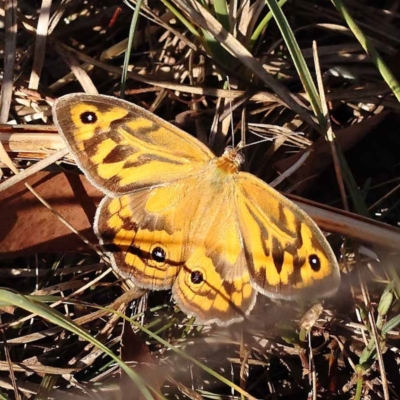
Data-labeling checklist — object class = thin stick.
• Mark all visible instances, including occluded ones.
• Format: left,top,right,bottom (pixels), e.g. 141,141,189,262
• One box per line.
0,148,69,193
269,151,310,188
312,41,349,211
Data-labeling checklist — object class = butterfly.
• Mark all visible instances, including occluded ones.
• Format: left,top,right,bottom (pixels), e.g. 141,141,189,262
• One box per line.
53,93,340,326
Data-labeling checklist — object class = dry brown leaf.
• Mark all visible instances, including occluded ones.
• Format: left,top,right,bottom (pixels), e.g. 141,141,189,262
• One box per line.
0,171,102,257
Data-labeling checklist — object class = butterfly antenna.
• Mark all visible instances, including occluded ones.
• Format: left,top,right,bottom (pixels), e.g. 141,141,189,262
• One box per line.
226,76,235,149
239,123,303,151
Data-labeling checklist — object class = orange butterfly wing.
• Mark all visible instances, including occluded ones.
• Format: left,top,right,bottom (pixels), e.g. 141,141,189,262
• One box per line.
54,94,214,196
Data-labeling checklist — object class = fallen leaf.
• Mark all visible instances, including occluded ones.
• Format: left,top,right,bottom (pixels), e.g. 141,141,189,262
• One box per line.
0,171,102,257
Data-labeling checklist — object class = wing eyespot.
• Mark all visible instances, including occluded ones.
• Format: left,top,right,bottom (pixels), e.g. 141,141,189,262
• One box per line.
190,270,204,285
309,254,321,272
80,111,98,124
151,246,166,263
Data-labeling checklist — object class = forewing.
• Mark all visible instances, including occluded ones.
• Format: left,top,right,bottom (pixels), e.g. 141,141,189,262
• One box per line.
53,93,214,196
236,172,340,300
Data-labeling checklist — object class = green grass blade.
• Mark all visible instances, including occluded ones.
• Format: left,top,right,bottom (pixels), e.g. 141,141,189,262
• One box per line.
212,0,230,32
0,289,160,400
331,0,400,102
121,0,144,98
265,0,324,128
251,0,288,47
265,0,369,214
120,310,257,399
161,0,201,38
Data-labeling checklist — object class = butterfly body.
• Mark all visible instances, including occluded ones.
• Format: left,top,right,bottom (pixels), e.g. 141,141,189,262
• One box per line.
54,93,340,325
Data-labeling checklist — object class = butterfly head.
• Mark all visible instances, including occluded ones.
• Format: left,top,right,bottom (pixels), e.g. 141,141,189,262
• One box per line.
216,146,245,174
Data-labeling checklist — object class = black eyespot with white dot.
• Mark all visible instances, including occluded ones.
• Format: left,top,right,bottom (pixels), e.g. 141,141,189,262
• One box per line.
151,246,166,263
190,270,204,285
80,111,97,124
309,254,321,272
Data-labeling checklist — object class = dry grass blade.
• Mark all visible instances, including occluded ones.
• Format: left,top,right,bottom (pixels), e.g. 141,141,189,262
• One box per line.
0,289,156,399
53,41,99,95
173,0,317,129
0,0,17,125
313,41,349,211
1,330,20,400
29,0,52,90
295,197,400,250
356,248,390,400
0,124,65,154
0,0,18,174
0,148,68,193
53,41,283,104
